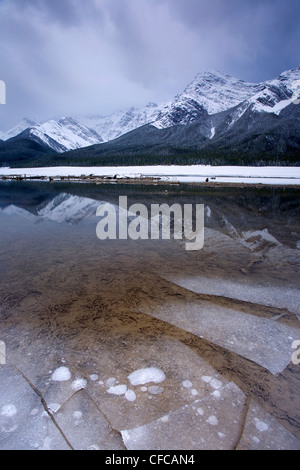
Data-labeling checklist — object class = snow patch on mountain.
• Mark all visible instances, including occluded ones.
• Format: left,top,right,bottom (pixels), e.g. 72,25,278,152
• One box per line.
78,103,162,142
27,118,103,152
233,68,300,117
2,118,38,140
248,81,292,114
1,66,299,150
152,71,262,129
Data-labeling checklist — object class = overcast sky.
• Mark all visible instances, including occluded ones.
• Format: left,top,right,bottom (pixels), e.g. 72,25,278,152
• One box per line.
0,0,299,130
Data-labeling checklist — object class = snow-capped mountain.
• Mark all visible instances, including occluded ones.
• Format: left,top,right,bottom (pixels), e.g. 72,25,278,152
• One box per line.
76,72,264,139
77,102,162,142
77,68,300,139
14,117,104,153
1,66,299,167
152,71,263,129
242,67,300,115
59,66,300,165
2,118,38,140
206,67,300,138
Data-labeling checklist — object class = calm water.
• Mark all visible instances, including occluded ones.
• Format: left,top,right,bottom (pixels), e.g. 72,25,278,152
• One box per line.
0,181,299,450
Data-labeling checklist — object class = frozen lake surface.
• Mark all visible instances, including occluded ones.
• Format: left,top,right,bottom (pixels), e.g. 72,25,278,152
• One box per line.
1,164,300,185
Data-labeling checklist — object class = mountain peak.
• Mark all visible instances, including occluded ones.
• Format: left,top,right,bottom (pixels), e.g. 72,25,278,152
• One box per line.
152,70,262,129
193,70,233,81
2,66,299,157
3,118,38,140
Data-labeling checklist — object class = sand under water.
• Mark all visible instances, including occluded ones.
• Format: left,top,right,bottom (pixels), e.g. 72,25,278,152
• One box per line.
0,181,299,450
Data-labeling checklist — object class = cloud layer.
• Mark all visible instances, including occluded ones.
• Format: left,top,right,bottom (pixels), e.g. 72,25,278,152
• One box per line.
0,0,299,129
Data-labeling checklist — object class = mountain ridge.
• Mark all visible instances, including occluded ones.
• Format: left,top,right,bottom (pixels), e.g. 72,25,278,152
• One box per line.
0,66,300,167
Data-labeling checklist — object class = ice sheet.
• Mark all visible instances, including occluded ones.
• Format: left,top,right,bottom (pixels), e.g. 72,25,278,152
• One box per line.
121,382,246,450
139,294,299,375
162,274,300,317
0,366,70,450
236,401,300,450
54,389,123,450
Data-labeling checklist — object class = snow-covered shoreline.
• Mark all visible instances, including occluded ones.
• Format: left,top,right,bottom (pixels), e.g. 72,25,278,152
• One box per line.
1,165,300,185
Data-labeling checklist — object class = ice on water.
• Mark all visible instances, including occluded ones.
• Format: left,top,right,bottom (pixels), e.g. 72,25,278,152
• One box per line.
162,274,300,317
121,382,247,450
139,292,299,375
128,367,166,386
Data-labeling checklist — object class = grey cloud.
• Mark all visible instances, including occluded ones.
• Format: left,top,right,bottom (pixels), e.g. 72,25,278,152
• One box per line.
164,0,300,80
11,0,83,26
10,0,106,27
0,0,299,130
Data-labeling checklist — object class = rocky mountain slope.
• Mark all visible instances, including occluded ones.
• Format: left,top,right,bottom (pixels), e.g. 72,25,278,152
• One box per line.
1,67,299,167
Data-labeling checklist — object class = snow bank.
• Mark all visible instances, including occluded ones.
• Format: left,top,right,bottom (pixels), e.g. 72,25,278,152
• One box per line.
1,165,300,185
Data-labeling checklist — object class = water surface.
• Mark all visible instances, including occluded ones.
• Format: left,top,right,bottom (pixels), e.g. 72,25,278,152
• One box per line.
0,181,299,450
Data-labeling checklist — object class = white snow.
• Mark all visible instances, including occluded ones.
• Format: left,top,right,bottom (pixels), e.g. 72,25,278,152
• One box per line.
160,415,169,423
207,415,219,426
125,390,137,402
48,403,61,413
71,378,87,391
78,103,162,142
51,366,71,382
128,367,166,386
27,118,103,153
209,379,223,390
107,384,127,395
1,165,300,185
0,118,37,140
248,68,300,115
1,404,17,417
106,377,116,387
1,117,103,151
201,376,212,383
89,374,99,381
182,380,193,388
153,71,261,129
2,68,299,150
255,420,269,432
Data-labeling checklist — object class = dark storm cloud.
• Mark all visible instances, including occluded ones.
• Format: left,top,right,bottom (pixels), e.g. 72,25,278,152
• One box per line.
162,0,300,81
0,0,299,130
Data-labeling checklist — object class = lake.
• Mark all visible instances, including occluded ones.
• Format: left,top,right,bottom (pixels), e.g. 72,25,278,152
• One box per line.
0,181,299,450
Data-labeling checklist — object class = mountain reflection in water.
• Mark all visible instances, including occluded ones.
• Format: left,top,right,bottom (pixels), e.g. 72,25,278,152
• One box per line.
0,181,299,450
